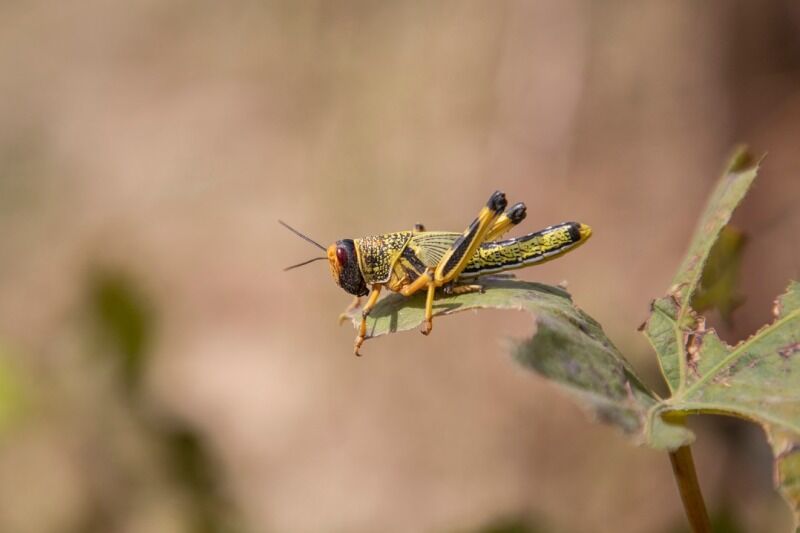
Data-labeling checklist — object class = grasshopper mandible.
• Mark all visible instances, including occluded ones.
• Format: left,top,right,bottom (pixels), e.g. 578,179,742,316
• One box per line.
281,191,592,356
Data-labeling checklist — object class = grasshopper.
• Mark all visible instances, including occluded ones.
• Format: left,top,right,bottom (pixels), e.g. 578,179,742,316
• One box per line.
282,191,592,355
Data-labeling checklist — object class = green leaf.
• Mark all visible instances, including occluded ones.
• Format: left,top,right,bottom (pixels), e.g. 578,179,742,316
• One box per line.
642,149,800,526
347,147,799,527
350,278,691,446
648,281,800,524
647,148,761,394
691,225,747,324
350,278,571,339
86,269,155,391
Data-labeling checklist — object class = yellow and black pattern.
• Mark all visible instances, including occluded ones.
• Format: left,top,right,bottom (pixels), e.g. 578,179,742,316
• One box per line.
280,190,593,355
389,221,590,282
434,191,507,283
354,231,413,284
308,189,593,355
461,222,589,277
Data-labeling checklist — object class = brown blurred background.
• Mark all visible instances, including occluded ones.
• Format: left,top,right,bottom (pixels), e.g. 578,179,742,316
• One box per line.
1,1,800,532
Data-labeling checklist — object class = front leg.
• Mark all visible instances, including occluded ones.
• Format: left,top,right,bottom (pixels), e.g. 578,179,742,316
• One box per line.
354,285,382,356
338,296,362,325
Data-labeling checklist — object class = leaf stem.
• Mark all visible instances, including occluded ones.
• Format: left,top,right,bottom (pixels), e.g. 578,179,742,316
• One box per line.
668,445,711,533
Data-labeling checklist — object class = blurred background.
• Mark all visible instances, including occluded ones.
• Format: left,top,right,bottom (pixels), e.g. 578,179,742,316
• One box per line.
1,1,800,532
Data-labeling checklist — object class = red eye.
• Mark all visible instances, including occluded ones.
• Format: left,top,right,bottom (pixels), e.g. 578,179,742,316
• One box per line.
336,246,348,266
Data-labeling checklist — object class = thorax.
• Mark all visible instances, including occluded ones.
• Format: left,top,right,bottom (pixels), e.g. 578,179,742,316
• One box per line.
354,231,412,284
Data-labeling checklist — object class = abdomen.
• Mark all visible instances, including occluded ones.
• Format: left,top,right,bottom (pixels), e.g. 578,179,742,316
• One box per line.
459,221,591,278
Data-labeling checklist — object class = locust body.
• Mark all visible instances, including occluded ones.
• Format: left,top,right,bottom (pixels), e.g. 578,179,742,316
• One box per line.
310,191,592,355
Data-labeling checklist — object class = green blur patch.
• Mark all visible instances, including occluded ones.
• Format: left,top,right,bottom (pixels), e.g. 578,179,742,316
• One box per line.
87,269,155,390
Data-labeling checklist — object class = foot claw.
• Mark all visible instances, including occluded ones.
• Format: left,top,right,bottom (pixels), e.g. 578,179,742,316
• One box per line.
354,335,367,356
420,320,432,336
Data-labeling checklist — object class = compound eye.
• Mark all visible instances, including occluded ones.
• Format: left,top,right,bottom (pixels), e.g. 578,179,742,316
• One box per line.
336,246,348,267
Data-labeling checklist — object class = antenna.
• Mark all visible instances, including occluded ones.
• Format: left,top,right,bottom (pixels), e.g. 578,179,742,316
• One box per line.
278,220,326,251
279,220,329,271
283,256,328,271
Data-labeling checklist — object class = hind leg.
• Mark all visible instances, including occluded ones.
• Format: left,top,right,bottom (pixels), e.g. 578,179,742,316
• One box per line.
485,202,526,241
415,191,507,334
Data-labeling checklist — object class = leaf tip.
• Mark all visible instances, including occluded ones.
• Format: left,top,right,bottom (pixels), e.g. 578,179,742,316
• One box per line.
725,145,754,173
724,145,766,175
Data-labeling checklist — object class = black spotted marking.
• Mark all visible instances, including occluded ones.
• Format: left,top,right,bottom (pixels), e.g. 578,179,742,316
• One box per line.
355,231,412,284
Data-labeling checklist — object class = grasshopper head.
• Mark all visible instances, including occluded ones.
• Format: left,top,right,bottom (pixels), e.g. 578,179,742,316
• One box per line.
327,239,369,297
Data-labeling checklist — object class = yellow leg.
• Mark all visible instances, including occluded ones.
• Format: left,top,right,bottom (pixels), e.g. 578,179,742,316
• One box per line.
485,202,526,241
399,269,433,297
417,191,508,336
354,285,382,356
338,296,362,325
397,192,510,338
421,282,436,335
434,191,507,285
398,269,438,336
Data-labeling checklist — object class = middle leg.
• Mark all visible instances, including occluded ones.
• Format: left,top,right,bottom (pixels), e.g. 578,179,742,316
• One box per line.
418,191,507,334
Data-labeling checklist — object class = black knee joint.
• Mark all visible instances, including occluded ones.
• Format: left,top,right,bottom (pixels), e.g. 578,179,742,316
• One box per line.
487,191,507,213
507,202,527,223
